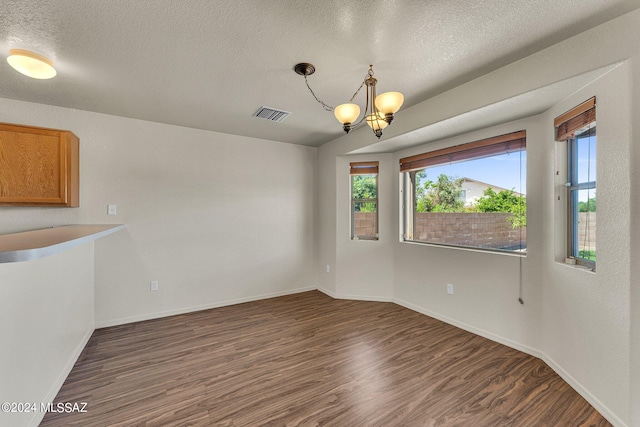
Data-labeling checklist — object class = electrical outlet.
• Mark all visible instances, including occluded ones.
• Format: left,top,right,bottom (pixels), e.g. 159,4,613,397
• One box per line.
150,280,159,291
326,265,330,273
447,283,454,295
107,204,117,215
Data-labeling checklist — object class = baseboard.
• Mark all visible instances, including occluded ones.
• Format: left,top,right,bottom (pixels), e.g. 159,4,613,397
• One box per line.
96,286,316,328
28,326,94,427
317,286,337,299
317,286,393,302
334,293,393,303
540,353,627,427
393,297,542,359
393,297,626,427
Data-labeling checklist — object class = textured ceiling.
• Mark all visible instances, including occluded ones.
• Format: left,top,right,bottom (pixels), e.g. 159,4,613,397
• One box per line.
1,0,639,147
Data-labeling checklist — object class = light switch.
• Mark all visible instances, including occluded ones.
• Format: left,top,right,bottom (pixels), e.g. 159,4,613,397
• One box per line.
107,204,117,215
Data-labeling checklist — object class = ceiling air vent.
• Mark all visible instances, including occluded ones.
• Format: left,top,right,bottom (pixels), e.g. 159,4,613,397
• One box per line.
253,106,291,123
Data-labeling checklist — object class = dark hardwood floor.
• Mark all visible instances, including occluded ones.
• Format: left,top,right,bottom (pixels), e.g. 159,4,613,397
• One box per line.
41,291,611,426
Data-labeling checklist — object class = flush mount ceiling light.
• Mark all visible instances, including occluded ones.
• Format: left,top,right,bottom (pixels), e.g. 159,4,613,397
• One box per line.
294,63,403,139
7,49,57,79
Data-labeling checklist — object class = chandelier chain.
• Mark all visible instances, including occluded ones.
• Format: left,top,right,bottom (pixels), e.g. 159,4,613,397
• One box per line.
304,75,333,111
303,67,376,111
348,79,366,103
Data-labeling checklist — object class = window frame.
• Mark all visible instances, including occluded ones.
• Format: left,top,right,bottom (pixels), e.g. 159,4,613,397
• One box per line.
350,162,379,241
399,131,527,254
566,127,596,270
554,97,596,270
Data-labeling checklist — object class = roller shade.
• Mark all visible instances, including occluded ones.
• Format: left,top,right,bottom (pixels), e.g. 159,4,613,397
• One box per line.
399,130,526,172
554,97,595,141
350,161,379,175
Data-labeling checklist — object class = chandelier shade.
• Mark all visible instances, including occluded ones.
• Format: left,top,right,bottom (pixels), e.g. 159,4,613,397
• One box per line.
366,114,389,138
295,63,403,139
334,103,361,126
375,92,404,115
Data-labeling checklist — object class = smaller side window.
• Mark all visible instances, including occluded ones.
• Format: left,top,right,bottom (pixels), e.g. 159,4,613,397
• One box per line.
567,126,596,268
554,97,596,270
350,162,379,240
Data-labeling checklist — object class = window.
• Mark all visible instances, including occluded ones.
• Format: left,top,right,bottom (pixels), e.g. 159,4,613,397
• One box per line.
400,131,526,253
351,162,379,240
555,97,596,269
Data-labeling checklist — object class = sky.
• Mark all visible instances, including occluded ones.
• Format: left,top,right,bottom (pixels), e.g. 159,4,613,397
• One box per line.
576,133,596,183
412,133,595,201
575,133,596,203
418,150,527,195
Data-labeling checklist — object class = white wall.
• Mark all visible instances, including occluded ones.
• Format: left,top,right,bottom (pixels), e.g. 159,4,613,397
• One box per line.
0,244,95,427
392,118,543,357
628,55,640,427
334,154,394,301
0,99,318,326
317,142,338,295
317,8,640,427
543,64,631,424
391,65,632,421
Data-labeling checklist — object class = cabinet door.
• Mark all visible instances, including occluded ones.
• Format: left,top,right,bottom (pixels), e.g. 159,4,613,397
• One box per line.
0,123,79,207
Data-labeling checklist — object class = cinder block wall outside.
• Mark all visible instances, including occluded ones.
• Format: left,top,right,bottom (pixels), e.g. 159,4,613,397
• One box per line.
353,212,526,248
351,212,526,249
577,212,596,252
413,212,526,249
354,212,377,238
353,212,595,252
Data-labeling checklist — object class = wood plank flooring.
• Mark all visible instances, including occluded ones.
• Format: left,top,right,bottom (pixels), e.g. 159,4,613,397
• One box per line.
41,291,611,426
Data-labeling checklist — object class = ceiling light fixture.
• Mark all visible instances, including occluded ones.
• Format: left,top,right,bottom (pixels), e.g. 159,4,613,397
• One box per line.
7,49,57,79
294,63,403,139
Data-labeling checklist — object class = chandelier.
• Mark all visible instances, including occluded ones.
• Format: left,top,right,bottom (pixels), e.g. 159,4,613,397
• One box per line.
294,63,404,139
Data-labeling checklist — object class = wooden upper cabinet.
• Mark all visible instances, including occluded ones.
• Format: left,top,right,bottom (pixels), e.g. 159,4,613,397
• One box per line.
0,123,79,207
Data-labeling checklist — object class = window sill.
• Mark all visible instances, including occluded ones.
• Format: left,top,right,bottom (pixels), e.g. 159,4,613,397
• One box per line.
401,239,526,257
556,259,596,273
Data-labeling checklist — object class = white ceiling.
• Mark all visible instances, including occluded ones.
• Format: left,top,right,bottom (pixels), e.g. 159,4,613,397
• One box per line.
350,63,622,154
1,0,639,147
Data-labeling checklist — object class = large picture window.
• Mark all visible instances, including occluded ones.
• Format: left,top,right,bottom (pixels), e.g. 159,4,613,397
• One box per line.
400,131,526,253
350,162,379,240
555,97,596,269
